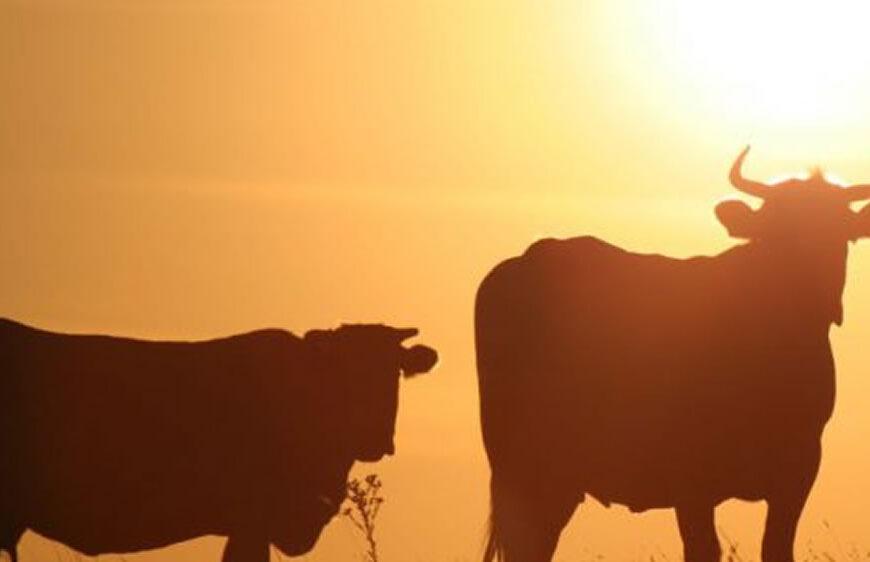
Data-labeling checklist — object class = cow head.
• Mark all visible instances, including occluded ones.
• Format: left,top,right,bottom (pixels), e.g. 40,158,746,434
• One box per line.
716,146,870,245
304,324,438,462
715,146,870,325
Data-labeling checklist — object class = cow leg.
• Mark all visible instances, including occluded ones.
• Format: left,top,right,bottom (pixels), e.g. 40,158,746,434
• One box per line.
222,534,270,562
675,503,720,562
0,524,24,562
486,473,579,562
761,442,821,562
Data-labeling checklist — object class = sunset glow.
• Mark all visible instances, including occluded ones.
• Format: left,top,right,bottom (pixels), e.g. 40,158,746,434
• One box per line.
4,2,870,561
640,1,870,123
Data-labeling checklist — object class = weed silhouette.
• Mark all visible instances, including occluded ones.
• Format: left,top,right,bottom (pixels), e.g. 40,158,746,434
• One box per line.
343,474,385,562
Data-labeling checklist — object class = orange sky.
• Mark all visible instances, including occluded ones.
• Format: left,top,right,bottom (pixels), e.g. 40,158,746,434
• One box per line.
4,2,870,560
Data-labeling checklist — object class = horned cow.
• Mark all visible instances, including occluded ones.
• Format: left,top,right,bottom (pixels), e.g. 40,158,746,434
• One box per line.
0,320,437,562
475,147,870,562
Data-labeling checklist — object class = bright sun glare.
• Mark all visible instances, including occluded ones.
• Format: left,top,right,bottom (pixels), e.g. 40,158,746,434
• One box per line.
644,1,870,124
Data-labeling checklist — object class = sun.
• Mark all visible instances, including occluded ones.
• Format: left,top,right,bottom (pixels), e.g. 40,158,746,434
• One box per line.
651,0,870,124
576,1,870,131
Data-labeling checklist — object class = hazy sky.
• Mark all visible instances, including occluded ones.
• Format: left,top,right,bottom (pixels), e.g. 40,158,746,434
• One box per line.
4,2,870,560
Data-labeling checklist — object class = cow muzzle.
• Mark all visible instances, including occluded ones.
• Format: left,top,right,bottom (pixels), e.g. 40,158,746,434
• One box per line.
357,441,394,462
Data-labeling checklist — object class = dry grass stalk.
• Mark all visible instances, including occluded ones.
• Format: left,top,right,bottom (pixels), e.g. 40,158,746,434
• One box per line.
343,474,384,562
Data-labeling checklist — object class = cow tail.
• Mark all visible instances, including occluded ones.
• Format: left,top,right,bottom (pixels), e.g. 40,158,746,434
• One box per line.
483,516,500,562
482,473,506,562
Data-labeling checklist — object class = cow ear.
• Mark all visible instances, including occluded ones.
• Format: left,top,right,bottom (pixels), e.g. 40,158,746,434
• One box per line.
852,203,870,240
715,200,757,239
390,327,418,343
400,344,438,378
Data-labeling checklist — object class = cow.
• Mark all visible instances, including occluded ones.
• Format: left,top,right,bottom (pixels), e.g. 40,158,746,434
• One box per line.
0,320,437,562
474,146,870,562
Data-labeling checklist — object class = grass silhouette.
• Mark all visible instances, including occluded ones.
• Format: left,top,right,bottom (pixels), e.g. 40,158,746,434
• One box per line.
343,474,385,562
6,491,869,562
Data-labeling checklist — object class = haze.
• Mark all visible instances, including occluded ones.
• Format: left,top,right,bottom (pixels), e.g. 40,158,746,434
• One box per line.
3,1,870,560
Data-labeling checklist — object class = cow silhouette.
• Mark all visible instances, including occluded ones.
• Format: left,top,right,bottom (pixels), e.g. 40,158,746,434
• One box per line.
0,320,437,562
474,147,870,562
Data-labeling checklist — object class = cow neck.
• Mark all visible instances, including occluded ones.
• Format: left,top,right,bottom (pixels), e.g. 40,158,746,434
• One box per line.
735,239,849,330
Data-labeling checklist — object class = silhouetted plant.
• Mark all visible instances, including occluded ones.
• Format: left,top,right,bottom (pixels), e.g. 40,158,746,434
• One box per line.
343,474,384,562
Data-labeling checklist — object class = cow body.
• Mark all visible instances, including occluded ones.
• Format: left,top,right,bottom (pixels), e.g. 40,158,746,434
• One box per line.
0,319,436,562
476,237,833,509
475,148,870,562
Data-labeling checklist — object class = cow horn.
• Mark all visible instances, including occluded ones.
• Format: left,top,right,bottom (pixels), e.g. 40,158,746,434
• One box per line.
730,146,771,199
842,183,870,202
392,327,418,343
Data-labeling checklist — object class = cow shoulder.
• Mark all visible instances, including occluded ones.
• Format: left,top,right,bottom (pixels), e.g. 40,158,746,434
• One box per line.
241,328,300,345
523,235,617,258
